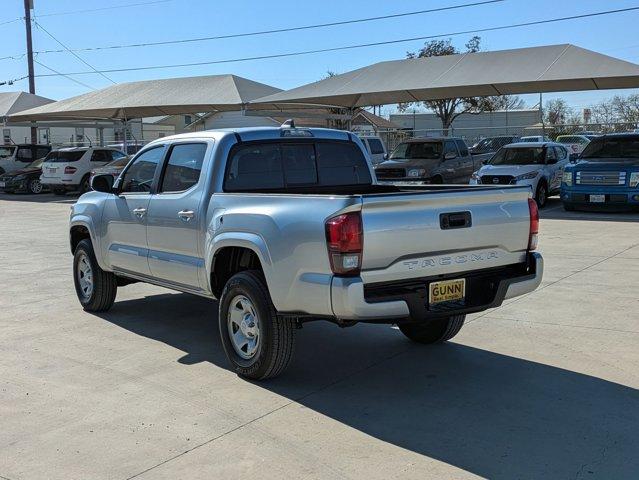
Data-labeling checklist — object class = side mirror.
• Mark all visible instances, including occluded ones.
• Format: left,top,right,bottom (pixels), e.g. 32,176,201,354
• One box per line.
91,174,114,193
383,153,388,160
444,152,457,160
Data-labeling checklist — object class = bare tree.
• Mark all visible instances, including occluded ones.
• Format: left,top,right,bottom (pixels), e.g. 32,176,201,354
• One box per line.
398,37,524,134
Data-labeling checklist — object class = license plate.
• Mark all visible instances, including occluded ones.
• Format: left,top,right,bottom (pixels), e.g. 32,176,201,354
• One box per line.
48,168,57,173
0,181,5,188
589,194,605,203
429,278,466,305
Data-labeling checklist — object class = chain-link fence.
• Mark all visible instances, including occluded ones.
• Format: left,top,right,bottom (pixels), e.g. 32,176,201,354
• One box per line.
371,122,638,152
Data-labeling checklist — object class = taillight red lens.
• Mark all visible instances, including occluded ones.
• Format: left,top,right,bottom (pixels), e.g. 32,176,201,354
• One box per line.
528,198,539,250
64,166,77,174
325,211,363,276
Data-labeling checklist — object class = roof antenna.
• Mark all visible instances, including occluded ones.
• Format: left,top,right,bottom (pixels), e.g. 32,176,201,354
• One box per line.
281,119,295,128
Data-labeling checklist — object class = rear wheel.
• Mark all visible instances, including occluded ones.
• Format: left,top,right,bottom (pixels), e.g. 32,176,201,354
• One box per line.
430,175,443,184
28,178,43,194
79,175,91,194
219,270,295,380
535,181,548,209
73,239,117,312
398,315,465,344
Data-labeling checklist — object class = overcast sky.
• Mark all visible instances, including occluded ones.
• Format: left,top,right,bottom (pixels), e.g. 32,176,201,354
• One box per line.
2,0,639,114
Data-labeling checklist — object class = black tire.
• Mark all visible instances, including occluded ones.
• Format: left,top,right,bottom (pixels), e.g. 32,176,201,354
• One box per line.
535,181,548,209
28,178,43,194
79,175,91,194
219,270,295,380
398,315,465,344
73,239,117,312
430,175,443,184
52,187,66,196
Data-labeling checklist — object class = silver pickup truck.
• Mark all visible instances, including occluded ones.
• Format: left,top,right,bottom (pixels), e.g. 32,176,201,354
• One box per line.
70,124,543,379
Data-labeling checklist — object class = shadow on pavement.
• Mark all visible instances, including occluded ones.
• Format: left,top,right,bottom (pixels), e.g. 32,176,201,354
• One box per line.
0,192,78,204
98,292,639,479
541,197,639,222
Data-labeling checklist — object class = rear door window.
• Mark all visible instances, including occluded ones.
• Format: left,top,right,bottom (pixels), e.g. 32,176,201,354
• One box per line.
16,147,33,162
224,141,371,191
91,150,111,162
367,138,385,154
455,139,469,156
443,140,458,157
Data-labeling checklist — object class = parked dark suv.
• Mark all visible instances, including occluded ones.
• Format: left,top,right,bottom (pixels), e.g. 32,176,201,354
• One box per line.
374,137,478,184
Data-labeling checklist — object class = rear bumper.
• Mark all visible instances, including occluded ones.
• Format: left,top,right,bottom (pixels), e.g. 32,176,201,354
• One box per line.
40,175,79,187
330,252,543,321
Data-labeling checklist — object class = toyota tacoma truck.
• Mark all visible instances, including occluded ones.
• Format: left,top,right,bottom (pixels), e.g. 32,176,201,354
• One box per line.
70,124,543,380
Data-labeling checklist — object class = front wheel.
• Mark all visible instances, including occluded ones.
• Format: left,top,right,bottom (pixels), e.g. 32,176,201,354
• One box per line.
535,181,548,209
398,315,465,344
219,270,295,380
79,175,91,194
73,239,117,312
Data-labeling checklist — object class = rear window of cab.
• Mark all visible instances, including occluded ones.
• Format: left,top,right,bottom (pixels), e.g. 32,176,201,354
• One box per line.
224,140,372,191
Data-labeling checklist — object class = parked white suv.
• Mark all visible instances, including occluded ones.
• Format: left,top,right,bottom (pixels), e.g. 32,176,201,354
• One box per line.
359,136,387,165
470,142,570,208
40,147,126,195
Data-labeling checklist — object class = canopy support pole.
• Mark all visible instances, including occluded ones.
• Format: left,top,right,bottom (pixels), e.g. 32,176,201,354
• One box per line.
539,92,545,138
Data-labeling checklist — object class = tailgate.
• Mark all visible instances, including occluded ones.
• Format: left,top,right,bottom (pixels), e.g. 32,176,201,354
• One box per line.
359,186,531,283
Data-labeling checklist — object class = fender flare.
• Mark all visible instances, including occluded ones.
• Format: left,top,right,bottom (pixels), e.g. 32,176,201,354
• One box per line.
205,232,274,291
70,217,106,269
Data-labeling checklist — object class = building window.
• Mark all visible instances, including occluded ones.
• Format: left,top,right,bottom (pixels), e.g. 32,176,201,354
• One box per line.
184,115,192,126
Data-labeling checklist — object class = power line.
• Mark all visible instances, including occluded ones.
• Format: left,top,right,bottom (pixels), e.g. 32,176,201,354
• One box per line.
34,59,97,90
0,17,21,27
33,0,172,18
33,20,117,84
30,6,639,79
32,0,505,54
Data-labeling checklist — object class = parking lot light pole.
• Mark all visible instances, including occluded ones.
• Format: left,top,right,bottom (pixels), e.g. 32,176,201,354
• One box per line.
23,0,37,144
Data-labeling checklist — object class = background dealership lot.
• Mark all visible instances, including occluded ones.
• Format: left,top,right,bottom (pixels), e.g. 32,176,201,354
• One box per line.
1,192,637,479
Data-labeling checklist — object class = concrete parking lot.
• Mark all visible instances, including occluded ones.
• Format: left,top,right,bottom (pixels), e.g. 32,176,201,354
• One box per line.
1,192,638,480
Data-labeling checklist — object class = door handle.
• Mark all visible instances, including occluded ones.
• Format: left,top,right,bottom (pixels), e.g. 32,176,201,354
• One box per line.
178,210,195,221
132,207,147,217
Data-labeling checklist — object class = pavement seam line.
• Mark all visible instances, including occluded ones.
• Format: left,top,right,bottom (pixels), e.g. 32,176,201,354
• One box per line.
125,345,412,479
472,315,639,335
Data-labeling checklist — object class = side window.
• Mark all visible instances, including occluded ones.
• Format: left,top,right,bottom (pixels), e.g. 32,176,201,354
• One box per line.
367,138,385,155
120,147,164,193
225,144,284,191
281,144,317,185
16,147,33,162
160,143,207,193
91,150,110,162
455,139,469,157
110,150,126,161
555,147,567,160
546,147,557,161
443,140,458,157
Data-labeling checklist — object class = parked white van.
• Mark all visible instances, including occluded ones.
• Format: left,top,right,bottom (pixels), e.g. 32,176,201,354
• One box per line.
0,144,51,174
40,146,126,195
358,136,387,165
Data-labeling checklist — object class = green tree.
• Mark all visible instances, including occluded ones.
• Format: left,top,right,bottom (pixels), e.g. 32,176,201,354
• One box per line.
399,37,524,134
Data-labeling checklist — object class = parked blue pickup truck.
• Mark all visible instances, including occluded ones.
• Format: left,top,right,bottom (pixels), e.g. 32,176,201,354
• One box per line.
561,133,639,211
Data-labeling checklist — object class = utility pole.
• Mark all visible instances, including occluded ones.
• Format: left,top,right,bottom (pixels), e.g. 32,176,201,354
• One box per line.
24,0,37,144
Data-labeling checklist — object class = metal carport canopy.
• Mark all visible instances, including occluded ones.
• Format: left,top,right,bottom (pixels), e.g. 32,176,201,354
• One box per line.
8,74,281,122
250,44,639,109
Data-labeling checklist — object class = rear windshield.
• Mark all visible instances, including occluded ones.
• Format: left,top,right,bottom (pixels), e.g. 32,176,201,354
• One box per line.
489,147,545,165
45,150,85,163
557,136,588,144
390,141,442,160
224,140,372,191
580,137,639,162
0,146,16,158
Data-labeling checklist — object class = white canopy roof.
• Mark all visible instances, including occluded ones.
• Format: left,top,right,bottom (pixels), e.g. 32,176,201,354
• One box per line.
251,44,639,109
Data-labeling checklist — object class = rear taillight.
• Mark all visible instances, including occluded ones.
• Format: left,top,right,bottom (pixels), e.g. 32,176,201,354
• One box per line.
528,198,539,250
325,211,363,276
64,166,77,174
